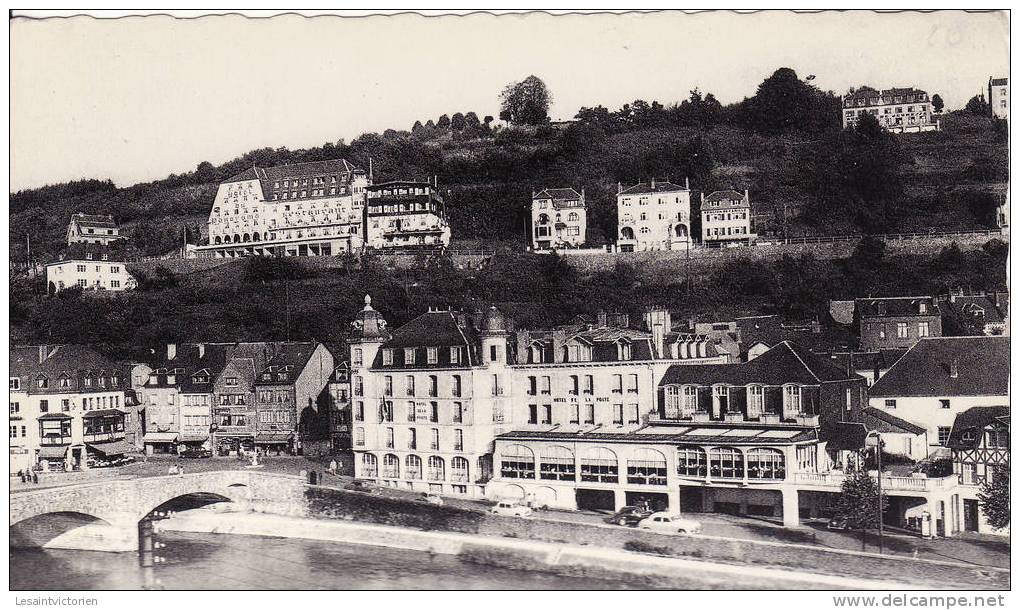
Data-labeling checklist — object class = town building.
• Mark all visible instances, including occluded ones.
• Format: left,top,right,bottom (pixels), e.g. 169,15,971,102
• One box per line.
253,342,335,456
854,296,942,351
199,159,369,258
735,315,854,362
45,245,135,294
941,292,1009,335
867,336,1009,452
509,309,729,433
365,180,451,250
211,343,276,456
9,345,130,472
948,406,1009,535
531,188,586,250
349,297,510,498
327,362,353,452
616,179,692,252
841,87,939,133
700,189,755,245
141,343,231,455
988,77,1008,120
487,341,868,522
67,213,122,246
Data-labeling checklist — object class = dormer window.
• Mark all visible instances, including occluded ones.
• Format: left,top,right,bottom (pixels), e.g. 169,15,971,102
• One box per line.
261,373,272,381
225,377,238,387
166,375,176,385
919,302,928,314
382,349,394,366
450,346,461,365
59,375,72,388
404,348,416,365
9,377,20,390
277,373,288,381
427,347,438,365
618,341,632,361
194,374,209,384
961,430,976,443
783,384,802,414
36,376,48,389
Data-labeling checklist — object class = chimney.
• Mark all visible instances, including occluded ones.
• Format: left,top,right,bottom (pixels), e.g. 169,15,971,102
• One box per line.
744,189,749,202
685,177,690,190
552,329,567,364
167,343,177,361
581,187,585,201
811,319,821,334
949,359,959,379
597,310,608,328
651,178,656,189
617,182,623,194
38,345,47,364
197,343,205,359
700,192,705,205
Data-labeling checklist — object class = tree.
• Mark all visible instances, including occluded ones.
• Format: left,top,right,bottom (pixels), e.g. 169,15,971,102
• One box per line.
451,112,466,131
978,463,1010,530
931,94,944,113
464,112,480,127
965,95,990,115
411,120,425,136
835,463,888,550
499,75,552,125
850,235,886,269
436,114,451,129
739,67,840,134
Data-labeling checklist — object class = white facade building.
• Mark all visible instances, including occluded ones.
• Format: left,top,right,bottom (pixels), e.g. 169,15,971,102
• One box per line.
531,188,586,250
365,180,451,250
67,214,122,246
200,159,369,258
867,336,1009,451
616,179,692,252
988,77,1008,120
46,258,135,294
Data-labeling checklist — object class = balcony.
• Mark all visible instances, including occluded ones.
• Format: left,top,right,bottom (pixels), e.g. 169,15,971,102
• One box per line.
793,471,951,492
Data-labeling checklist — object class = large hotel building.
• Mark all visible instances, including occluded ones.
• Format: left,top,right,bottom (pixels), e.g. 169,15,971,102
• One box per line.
197,159,450,258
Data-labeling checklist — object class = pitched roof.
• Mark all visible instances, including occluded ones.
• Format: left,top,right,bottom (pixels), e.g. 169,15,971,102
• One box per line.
861,407,927,435
704,190,746,203
255,342,319,384
659,341,857,387
534,188,582,201
223,167,260,183
947,406,1010,450
855,296,938,318
620,181,688,195
822,421,869,451
868,336,1010,398
373,310,482,368
10,345,120,379
990,77,1008,86
224,159,363,186
735,315,854,354
70,213,117,229
945,295,1007,325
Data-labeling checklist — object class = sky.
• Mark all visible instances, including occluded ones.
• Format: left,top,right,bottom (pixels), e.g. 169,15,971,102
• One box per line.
9,10,1009,192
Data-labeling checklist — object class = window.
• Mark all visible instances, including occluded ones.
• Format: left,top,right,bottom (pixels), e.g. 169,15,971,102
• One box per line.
430,428,440,450
408,428,418,450
580,447,618,483
884,399,896,409
354,427,365,446
385,428,394,449
527,376,537,396
918,322,930,337
453,429,463,451
452,402,463,423
939,399,951,409
450,347,461,365
747,385,764,418
384,376,393,396
451,456,469,483
405,375,415,396
361,453,378,477
9,378,20,390
747,448,785,480
613,404,624,425
354,401,364,422
986,428,1009,448
39,399,49,413
452,375,462,397
677,447,707,477
404,348,416,365
382,349,394,366
428,375,438,397
406,455,422,479
427,347,438,364
937,426,952,446
500,445,536,479
583,375,594,395
427,456,445,481
627,374,639,394
569,404,580,424
36,376,48,389
627,448,667,486
540,445,575,481
352,348,363,367
619,342,632,361
489,344,499,362
584,403,595,425
709,447,744,479
541,404,552,425
896,323,908,339
783,385,801,414
353,376,363,396
611,375,623,394
528,404,538,424
627,404,640,424
539,376,550,395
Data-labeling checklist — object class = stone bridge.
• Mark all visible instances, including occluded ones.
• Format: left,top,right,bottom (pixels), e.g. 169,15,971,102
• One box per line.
10,470,306,552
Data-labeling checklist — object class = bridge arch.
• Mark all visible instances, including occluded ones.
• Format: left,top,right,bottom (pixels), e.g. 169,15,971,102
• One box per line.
10,511,111,550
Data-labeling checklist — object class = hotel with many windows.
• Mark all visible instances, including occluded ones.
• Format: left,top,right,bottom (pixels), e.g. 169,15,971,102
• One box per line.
842,86,939,133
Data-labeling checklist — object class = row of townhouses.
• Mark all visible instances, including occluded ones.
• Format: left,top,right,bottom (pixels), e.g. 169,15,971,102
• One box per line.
9,293,1009,537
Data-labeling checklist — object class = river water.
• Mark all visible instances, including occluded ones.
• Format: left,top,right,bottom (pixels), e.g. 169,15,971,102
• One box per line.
11,530,676,590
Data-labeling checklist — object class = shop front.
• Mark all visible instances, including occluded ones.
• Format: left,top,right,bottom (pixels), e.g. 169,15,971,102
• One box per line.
215,434,254,457
37,445,70,471
255,431,294,456
143,432,179,455
86,439,139,467
177,435,211,453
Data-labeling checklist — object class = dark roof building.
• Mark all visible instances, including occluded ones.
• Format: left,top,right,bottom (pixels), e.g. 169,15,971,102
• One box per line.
946,406,1009,451
868,336,1009,398
619,179,689,195
854,296,942,351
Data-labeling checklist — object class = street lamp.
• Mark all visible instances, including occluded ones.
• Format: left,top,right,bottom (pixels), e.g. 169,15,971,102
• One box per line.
865,429,884,554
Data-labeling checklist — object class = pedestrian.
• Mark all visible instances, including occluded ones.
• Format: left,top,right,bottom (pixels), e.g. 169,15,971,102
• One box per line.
178,465,185,476
32,471,39,484
328,459,337,476
18,469,25,483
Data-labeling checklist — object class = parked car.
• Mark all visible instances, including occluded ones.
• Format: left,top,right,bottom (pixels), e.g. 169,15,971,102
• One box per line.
827,515,850,530
490,501,533,518
180,449,213,459
636,512,703,534
417,493,445,506
606,505,654,527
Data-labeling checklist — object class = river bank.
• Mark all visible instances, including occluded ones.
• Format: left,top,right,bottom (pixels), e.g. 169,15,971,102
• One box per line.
158,508,925,590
